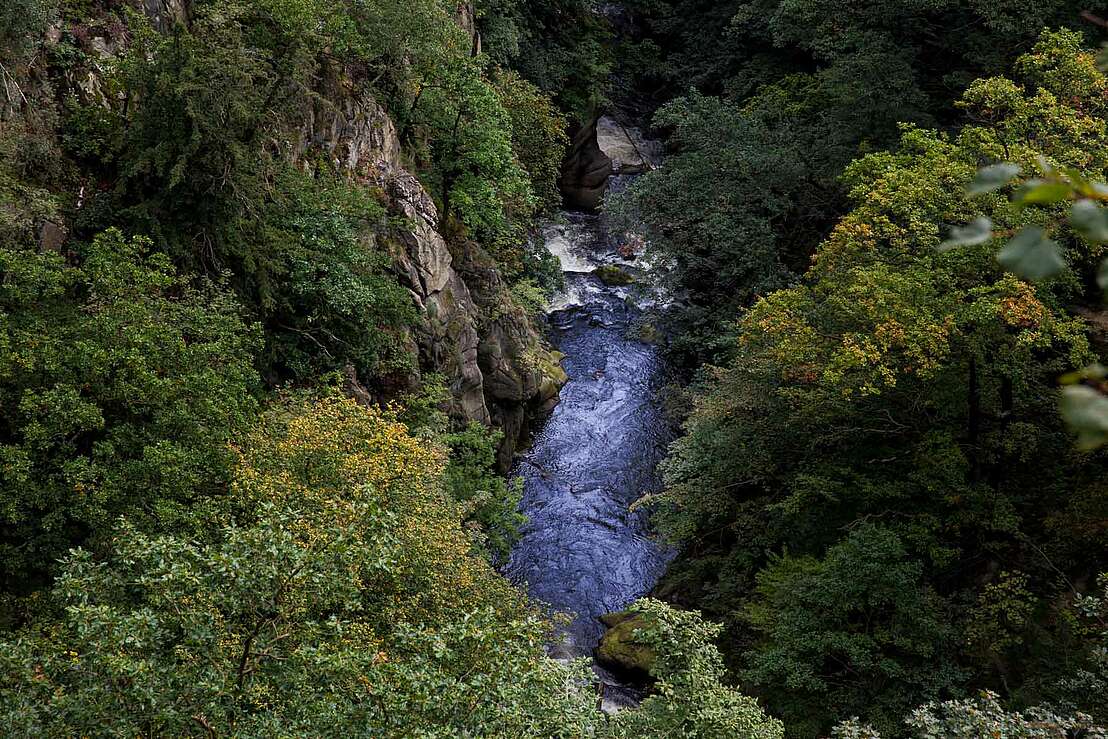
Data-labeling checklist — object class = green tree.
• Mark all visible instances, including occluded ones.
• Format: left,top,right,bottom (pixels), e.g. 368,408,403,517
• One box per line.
743,527,961,737
652,32,1108,734
258,168,415,382
68,2,420,382
613,0,1108,365
0,229,261,592
834,690,1104,738
0,0,53,65
0,396,788,737
608,599,786,739
416,54,536,248
477,0,613,117
491,66,569,213
607,92,799,363
442,421,526,562
0,395,597,736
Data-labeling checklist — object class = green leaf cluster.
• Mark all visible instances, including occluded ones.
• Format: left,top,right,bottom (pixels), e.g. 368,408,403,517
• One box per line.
0,395,789,737
0,229,261,592
0,396,594,736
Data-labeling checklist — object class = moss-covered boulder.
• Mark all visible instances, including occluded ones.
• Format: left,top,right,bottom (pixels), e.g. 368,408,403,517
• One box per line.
595,264,635,286
596,611,657,681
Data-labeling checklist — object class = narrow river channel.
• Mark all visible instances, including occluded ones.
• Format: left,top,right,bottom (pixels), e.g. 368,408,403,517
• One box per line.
503,119,673,691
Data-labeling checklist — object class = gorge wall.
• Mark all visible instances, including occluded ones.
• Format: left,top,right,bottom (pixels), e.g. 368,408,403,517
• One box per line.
300,42,566,468
22,0,565,467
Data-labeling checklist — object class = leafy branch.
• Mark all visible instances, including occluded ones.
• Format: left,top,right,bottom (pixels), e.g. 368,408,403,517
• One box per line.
944,158,1108,447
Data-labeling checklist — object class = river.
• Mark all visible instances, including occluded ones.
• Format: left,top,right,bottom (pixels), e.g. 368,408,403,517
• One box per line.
502,119,672,705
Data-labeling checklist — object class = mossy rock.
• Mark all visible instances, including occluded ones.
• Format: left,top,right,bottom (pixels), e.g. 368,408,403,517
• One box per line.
595,264,635,286
629,321,664,345
596,611,656,680
540,350,568,384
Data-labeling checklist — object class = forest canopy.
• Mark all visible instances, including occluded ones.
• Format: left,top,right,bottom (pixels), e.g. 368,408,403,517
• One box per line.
642,25,1108,738
0,0,1106,736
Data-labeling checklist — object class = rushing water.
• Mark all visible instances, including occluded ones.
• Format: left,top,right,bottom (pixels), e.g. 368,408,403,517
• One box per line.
503,190,674,667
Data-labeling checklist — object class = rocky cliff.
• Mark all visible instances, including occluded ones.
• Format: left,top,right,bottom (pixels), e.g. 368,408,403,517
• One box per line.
271,5,567,464
18,0,566,467
297,60,566,466
559,115,613,211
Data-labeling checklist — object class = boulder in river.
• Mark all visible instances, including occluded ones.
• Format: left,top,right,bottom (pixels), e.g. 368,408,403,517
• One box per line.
596,611,657,682
595,264,635,286
595,115,656,175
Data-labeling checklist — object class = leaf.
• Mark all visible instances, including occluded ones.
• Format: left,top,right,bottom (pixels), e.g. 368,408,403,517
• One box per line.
1015,179,1072,206
996,226,1066,280
1099,258,1108,291
966,163,1021,195
1070,200,1108,242
1060,385,1108,451
1060,364,1108,386
1061,167,1094,197
938,217,993,252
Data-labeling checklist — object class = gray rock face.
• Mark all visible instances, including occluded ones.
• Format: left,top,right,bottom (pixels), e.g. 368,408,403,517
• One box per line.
559,113,662,210
453,2,482,56
137,0,190,32
595,116,659,175
453,239,567,468
388,174,490,426
388,173,456,298
299,66,563,461
300,88,402,176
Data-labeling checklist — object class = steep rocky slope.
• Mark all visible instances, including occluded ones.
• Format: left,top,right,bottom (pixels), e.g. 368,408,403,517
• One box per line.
8,0,565,466
302,58,566,466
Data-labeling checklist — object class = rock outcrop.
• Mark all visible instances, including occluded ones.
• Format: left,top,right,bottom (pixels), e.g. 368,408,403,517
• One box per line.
387,174,491,426
595,115,658,175
453,2,482,57
137,0,190,32
298,80,403,175
452,239,567,468
298,61,564,464
559,115,613,211
559,113,661,210
596,611,658,682
43,0,563,466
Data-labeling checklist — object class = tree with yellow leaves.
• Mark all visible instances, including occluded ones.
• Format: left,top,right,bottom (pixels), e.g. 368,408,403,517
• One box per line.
0,395,596,736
